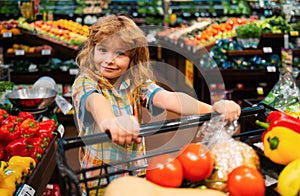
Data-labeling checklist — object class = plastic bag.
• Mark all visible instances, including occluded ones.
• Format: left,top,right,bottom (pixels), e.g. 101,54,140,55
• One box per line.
195,115,260,192
262,71,300,117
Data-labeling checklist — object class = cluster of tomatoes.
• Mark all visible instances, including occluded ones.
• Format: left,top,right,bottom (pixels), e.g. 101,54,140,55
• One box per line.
145,142,266,196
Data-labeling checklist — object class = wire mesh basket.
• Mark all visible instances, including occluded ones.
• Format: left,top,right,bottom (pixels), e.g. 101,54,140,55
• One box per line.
55,104,280,196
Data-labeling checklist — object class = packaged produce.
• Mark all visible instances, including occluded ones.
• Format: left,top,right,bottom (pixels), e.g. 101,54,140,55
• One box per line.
262,71,300,118
256,111,300,165
195,115,260,192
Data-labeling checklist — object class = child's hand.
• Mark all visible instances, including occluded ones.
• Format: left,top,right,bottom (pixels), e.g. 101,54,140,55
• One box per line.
100,115,142,145
212,100,241,121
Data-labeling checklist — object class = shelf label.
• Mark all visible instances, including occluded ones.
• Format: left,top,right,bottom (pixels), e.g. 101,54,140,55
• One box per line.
69,68,79,75
187,45,191,51
15,49,25,56
263,47,272,53
185,59,194,88
257,87,264,95
266,66,276,72
290,31,299,36
180,42,184,48
3,31,12,38
15,184,35,196
57,123,65,137
157,44,161,60
41,49,51,55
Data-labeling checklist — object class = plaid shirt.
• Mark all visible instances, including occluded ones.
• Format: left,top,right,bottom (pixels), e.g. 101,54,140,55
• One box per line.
72,74,163,191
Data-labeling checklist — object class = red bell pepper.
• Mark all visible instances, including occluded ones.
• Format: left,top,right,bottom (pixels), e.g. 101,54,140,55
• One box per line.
0,122,21,144
42,184,61,196
2,115,23,126
256,111,300,165
36,119,57,141
27,137,46,163
0,144,4,160
0,109,9,125
19,118,39,138
5,138,30,157
256,111,300,141
18,111,34,121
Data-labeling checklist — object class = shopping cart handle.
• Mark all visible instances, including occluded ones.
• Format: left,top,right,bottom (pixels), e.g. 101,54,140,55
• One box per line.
58,105,266,150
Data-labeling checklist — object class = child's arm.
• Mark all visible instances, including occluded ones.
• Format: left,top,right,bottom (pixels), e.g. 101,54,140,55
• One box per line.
152,90,240,121
86,92,141,145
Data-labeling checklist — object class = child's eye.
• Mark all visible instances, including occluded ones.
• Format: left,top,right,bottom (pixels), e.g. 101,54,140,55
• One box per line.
98,48,107,53
116,51,126,56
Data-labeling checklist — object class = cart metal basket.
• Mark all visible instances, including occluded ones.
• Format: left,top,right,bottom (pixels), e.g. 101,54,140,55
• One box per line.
55,104,281,196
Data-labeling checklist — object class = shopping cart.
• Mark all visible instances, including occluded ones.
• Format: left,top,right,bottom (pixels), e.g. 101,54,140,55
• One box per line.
55,104,280,196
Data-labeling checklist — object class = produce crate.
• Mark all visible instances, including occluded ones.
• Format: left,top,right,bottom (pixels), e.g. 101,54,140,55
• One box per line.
55,105,281,196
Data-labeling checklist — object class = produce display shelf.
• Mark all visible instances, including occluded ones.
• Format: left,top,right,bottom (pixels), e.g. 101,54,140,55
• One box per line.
16,134,58,196
227,49,263,56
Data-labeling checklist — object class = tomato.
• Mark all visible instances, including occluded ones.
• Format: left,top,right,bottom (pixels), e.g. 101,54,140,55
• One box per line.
145,154,183,188
227,165,265,196
176,143,214,182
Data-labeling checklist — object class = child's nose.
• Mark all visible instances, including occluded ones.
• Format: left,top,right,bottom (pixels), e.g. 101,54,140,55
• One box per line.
104,53,116,63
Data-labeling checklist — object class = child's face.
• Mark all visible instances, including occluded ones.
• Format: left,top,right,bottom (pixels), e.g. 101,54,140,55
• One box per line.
94,36,130,84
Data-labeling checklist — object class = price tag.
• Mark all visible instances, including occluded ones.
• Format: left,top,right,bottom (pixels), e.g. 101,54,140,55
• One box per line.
15,184,35,196
257,87,264,95
180,42,184,48
192,46,197,53
3,31,12,38
263,47,272,53
57,124,65,137
69,68,79,75
290,31,299,36
187,45,191,51
157,44,161,60
15,49,25,56
266,66,276,72
41,49,51,55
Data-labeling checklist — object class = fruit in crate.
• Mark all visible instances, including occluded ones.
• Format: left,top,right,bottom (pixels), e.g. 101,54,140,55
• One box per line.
18,19,88,46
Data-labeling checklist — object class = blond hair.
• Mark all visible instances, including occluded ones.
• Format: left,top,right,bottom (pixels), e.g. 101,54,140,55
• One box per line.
76,15,153,89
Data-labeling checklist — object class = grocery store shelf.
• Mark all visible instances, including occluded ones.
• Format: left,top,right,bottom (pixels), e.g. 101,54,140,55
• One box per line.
5,51,52,58
227,49,263,56
262,33,284,38
293,49,300,55
9,70,76,84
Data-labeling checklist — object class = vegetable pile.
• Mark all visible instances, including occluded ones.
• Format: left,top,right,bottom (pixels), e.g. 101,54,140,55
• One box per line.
0,156,36,196
0,108,57,196
145,142,265,196
0,109,57,163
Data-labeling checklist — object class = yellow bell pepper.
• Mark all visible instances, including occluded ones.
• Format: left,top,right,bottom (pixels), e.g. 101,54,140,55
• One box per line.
3,165,27,184
0,172,18,196
8,156,36,175
0,161,8,173
0,188,11,196
277,158,300,196
263,126,300,165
